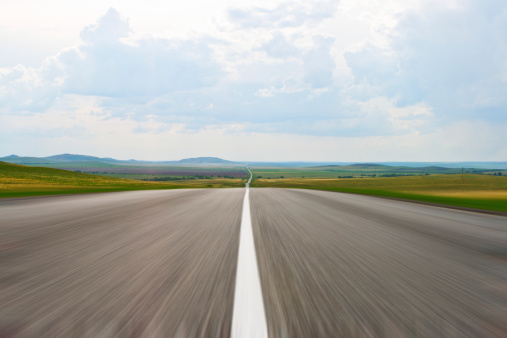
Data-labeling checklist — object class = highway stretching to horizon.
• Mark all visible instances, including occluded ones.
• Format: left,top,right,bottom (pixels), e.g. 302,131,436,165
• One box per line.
1,168,507,337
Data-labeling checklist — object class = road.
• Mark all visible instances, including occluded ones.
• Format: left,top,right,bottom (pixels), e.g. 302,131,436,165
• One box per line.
1,187,506,337
250,188,507,337
0,189,243,337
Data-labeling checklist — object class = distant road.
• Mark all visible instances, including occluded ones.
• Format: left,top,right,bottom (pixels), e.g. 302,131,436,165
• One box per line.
245,164,253,187
1,188,506,336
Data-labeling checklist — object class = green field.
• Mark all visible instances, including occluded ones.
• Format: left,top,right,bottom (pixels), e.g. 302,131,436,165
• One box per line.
251,172,507,213
25,162,249,181
3,161,507,213
0,162,245,198
250,164,500,179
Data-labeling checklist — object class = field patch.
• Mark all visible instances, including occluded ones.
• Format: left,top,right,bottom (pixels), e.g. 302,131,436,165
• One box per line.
0,162,245,198
67,167,248,177
251,174,507,212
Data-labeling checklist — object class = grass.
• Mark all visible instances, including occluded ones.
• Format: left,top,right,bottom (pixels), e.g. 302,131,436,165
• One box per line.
251,173,507,212
0,162,245,198
35,164,249,180
250,165,496,179
3,161,506,213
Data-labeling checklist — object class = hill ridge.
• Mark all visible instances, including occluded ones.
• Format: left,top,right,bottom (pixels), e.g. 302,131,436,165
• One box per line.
0,154,234,165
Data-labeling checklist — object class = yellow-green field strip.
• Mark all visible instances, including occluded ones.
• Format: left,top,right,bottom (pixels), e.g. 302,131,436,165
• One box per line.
250,174,507,214
0,162,245,198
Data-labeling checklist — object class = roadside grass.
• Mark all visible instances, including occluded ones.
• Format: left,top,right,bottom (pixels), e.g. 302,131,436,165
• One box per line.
0,162,245,198
4,161,506,212
95,173,245,180
251,174,507,212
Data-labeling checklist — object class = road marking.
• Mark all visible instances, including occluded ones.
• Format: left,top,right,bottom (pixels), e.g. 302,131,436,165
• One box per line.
232,166,268,337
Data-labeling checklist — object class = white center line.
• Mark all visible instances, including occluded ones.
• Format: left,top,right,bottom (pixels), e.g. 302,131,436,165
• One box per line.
231,166,268,337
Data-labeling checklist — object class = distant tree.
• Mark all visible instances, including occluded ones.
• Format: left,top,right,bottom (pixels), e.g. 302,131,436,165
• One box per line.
499,172,503,176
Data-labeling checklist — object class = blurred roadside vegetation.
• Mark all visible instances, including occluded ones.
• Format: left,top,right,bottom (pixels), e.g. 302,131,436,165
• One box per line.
0,162,244,198
251,171,507,213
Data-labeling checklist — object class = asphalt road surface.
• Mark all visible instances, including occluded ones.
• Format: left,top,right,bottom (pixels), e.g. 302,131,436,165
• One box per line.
250,188,507,337
0,189,243,337
1,188,506,337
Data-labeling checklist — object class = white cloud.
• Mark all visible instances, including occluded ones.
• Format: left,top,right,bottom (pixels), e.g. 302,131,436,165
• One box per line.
345,0,507,121
227,1,337,29
256,87,275,97
80,8,132,45
303,36,335,88
0,8,224,114
62,9,223,98
2,98,505,161
258,33,300,58
0,64,59,112
1,0,507,160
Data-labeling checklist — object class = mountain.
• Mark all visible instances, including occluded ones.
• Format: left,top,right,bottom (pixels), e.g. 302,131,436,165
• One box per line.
350,163,390,168
43,154,122,163
0,154,123,164
314,163,391,169
175,157,234,164
0,154,235,166
0,155,60,164
377,162,507,169
3,154,505,169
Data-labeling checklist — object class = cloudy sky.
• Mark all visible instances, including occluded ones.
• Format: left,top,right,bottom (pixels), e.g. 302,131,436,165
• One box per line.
1,0,506,161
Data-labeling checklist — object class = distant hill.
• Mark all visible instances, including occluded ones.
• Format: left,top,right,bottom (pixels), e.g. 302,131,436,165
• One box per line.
315,163,391,169
0,154,121,164
0,155,60,164
44,154,121,163
175,157,234,164
2,154,505,169
377,162,507,169
351,163,389,168
0,154,235,166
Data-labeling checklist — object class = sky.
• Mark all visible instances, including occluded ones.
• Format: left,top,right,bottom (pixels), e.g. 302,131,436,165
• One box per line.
1,0,506,161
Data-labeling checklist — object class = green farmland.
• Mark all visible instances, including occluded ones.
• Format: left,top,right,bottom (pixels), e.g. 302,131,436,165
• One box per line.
2,161,507,213
0,162,245,198
249,163,499,179
251,172,507,213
